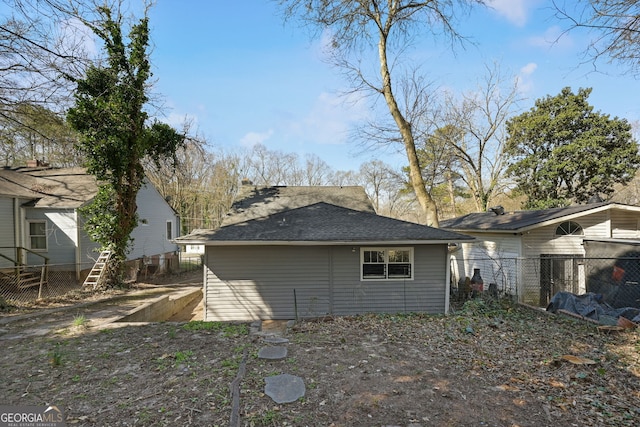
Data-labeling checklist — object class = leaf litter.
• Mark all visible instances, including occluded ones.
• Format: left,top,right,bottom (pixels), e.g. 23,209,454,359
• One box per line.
0,296,638,426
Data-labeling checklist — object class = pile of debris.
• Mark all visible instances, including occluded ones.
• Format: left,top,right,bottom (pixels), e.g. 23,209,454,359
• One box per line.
547,291,640,329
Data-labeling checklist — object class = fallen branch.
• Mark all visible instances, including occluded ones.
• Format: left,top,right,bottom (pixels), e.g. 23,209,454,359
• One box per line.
229,349,248,427
556,309,600,325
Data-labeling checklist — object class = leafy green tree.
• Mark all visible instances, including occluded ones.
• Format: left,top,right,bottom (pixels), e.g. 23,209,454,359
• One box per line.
67,6,184,285
505,87,640,209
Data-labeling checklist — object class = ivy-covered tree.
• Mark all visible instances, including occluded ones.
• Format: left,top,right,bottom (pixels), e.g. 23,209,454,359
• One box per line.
505,87,640,209
67,6,184,285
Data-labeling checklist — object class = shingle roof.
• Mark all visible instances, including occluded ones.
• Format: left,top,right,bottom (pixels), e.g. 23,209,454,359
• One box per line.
1,167,98,208
177,202,473,245
222,185,375,226
0,168,40,199
440,202,620,232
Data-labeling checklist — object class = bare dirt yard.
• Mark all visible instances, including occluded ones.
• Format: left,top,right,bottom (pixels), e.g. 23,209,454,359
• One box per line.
0,290,639,427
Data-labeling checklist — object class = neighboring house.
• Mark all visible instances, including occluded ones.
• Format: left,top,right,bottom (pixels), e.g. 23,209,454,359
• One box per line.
0,166,180,281
440,202,640,306
175,185,472,321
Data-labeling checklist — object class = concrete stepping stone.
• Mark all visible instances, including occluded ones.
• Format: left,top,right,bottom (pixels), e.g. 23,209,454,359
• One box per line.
262,336,289,344
264,374,305,404
258,346,288,360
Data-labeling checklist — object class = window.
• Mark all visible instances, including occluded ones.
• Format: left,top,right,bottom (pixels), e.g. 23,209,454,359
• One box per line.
166,220,173,240
28,220,47,250
361,247,413,280
555,221,583,236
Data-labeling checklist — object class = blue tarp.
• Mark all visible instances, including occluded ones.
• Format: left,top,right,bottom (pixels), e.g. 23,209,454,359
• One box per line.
547,292,640,324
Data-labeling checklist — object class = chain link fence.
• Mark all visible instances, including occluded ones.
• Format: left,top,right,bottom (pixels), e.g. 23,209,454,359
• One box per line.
451,256,640,309
0,252,202,308
5,252,638,312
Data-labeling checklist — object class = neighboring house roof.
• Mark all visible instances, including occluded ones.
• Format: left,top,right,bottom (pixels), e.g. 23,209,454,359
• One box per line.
0,167,97,208
15,167,98,208
0,168,40,199
441,202,640,233
177,202,473,245
222,185,375,226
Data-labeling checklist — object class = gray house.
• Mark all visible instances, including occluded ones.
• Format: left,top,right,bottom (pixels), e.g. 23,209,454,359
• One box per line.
0,166,180,281
176,186,472,321
441,202,640,306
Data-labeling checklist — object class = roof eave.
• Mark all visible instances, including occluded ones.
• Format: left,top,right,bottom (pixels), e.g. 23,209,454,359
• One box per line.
175,238,475,246
446,203,640,234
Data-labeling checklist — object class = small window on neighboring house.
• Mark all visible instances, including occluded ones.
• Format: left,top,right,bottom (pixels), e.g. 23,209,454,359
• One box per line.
166,220,173,240
556,221,583,236
361,248,413,280
28,220,47,251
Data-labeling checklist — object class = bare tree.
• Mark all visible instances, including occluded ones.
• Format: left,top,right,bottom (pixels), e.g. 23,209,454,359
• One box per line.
327,169,360,186
246,143,300,186
0,0,97,120
554,1,640,76
301,153,332,185
440,63,521,212
145,134,242,233
278,0,488,226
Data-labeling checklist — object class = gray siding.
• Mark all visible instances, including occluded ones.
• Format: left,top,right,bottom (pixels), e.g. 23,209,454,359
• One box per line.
204,244,448,321
0,197,17,268
205,246,331,321
332,245,447,315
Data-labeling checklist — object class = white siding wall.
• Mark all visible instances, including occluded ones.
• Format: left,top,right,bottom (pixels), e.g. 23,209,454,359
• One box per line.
204,244,448,321
611,210,640,238
451,234,521,295
129,180,179,260
23,208,78,265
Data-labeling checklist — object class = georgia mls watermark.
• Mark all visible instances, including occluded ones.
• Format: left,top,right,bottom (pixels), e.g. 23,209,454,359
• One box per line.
0,405,65,427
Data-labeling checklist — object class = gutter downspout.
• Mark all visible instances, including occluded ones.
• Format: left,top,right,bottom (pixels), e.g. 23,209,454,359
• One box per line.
444,245,451,315
13,198,21,261
75,209,82,281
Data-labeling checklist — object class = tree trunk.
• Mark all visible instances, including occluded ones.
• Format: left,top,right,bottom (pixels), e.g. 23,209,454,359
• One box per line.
377,29,439,226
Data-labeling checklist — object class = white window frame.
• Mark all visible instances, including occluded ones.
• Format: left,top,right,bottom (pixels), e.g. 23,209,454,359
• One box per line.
166,220,173,240
27,220,48,251
360,247,414,281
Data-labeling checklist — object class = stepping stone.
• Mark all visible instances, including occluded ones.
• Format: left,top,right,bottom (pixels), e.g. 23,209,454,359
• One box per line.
258,346,288,360
263,336,289,344
264,374,305,404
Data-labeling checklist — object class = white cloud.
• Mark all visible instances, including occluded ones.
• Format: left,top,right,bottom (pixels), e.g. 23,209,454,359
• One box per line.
516,62,537,94
59,17,98,58
527,26,574,50
240,129,274,147
162,111,199,132
520,62,538,75
487,0,529,26
288,91,370,146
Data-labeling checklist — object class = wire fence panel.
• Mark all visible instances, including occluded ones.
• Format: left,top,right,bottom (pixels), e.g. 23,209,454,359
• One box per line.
0,254,203,308
452,256,640,309
4,253,639,311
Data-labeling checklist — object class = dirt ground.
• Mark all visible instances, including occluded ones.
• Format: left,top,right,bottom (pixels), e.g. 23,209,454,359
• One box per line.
0,287,639,427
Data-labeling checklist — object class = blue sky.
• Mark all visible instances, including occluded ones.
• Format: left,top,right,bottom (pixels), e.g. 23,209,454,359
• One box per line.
146,0,640,172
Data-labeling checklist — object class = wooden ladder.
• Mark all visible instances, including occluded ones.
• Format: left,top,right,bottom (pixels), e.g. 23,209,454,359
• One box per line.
83,250,111,288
